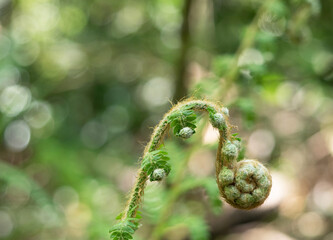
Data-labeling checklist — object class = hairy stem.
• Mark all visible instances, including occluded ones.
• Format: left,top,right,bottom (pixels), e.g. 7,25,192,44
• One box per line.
111,99,272,240
150,117,231,240
123,100,227,220
149,121,207,240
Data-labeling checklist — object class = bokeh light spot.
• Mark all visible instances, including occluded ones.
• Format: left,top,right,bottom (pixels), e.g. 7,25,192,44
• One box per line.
66,203,91,235
114,5,144,36
4,120,31,152
238,48,264,66
312,181,333,213
0,85,31,117
151,4,180,32
24,101,52,129
29,3,59,33
247,129,275,159
296,212,327,238
141,77,174,109
59,6,87,36
80,120,108,149
272,111,303,136
102,105,129,134
53,186,79,209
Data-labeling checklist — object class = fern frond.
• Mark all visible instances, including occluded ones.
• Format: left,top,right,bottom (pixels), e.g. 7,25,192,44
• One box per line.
141,150,170,180
109,218,140,240
167,106,197,136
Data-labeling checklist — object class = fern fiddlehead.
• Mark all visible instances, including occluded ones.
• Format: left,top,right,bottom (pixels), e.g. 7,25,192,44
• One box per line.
109,99,272,240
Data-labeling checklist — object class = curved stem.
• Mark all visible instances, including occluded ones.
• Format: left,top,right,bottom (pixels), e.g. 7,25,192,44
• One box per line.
122,99,229,220
149,122,207,240
149,121,231,240
215,129,228,197
111,99,272,240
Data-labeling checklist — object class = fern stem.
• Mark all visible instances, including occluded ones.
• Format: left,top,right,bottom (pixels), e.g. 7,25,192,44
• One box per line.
148,122,207,240
123,100,226,220
112,99,271,240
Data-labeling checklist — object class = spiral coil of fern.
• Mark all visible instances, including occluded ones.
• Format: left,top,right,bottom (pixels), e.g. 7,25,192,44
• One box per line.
109,99,272,240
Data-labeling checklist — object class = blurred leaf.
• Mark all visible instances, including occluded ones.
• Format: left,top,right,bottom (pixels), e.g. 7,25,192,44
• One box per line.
167,215,210,240
0,161,55,208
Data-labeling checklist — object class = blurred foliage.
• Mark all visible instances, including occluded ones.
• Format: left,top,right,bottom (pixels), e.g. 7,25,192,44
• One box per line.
0,0,333,239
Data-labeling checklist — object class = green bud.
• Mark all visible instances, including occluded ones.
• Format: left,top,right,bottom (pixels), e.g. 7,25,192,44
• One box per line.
223,141,238,161
224,185,241,201
210,113,226,129
219,167,234,186
222,107,229,117
150,168,166,181
178,127,195,139
232,140,241,150
236,193,255,209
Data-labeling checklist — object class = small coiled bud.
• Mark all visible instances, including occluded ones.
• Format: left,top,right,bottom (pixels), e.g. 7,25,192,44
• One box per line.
209,113,226,129
219,159,272,209
219,166,234,186
178,127,195,139
221,107,229,117
223,141,238,162
150,168,166,181
232,140,241,151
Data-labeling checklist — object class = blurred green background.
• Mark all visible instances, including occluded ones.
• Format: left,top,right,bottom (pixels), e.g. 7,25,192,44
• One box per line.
0,0,333,239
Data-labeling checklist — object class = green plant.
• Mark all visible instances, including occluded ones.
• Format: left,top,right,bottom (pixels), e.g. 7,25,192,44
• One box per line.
109,99,272,240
